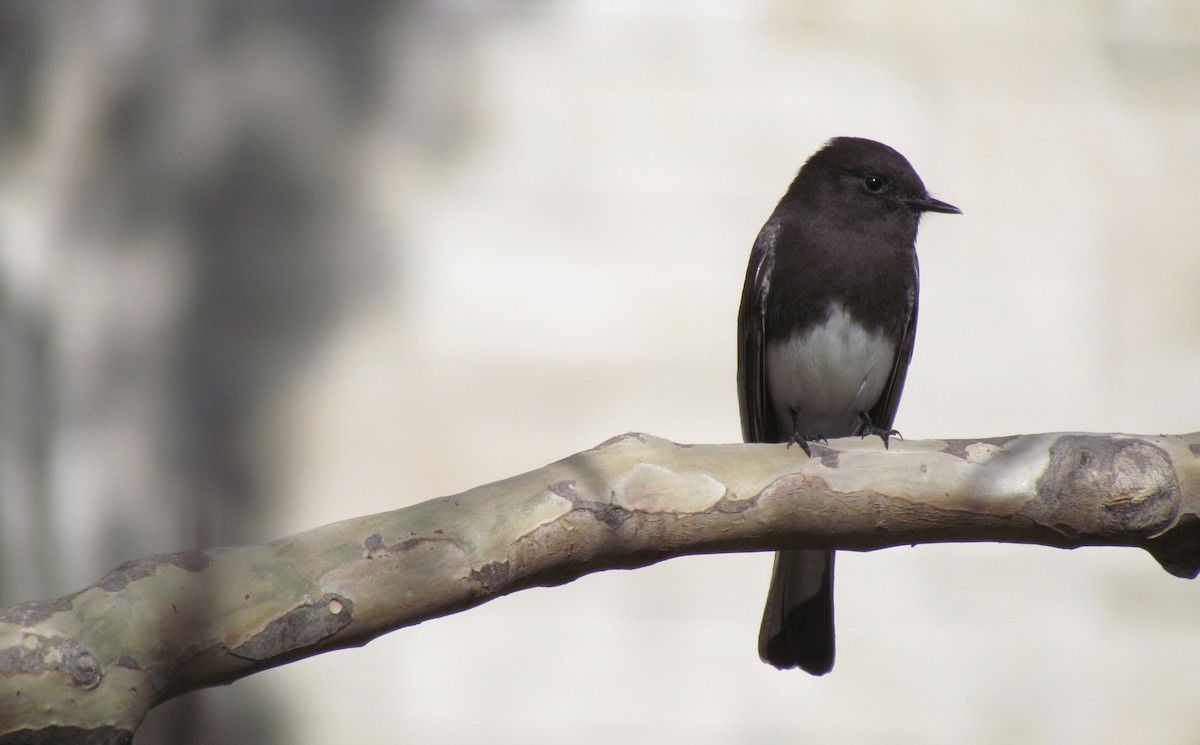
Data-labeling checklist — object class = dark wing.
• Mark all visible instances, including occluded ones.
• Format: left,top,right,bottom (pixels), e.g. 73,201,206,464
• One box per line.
737,220,779,443
866,262,919,431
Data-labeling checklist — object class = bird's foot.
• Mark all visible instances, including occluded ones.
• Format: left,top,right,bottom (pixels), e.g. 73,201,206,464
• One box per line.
786,432,828,457
857,412,901,449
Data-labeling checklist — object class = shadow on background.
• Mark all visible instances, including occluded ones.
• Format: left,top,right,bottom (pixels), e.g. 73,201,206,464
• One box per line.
0,3,436,742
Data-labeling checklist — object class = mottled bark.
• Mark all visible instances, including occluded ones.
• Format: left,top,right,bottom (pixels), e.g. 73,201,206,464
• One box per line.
2,431,1197,742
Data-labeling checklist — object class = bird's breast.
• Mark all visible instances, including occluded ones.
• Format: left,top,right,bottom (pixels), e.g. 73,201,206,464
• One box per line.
765,302,896,437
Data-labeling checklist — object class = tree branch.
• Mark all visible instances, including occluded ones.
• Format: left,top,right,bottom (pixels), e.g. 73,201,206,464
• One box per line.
3,431,1198,743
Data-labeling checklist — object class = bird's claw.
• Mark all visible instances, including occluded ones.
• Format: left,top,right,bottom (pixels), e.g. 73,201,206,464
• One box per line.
857,412,901,448
863,426,902,448
786,432,828,457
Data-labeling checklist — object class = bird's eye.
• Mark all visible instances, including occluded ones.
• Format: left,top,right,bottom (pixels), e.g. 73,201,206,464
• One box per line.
863,176,886,193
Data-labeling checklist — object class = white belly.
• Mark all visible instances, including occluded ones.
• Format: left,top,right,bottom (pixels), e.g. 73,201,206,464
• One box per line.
765,302,896,437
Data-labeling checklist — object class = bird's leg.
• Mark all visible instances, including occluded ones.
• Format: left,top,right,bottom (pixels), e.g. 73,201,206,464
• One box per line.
857,411,901,448
786,410,828,456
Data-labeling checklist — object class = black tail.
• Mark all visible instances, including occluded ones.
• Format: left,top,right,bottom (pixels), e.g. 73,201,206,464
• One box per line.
758,549,835,675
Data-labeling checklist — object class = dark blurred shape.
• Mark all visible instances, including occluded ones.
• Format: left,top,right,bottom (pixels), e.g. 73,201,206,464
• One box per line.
0,2,42,139
0,2,440,743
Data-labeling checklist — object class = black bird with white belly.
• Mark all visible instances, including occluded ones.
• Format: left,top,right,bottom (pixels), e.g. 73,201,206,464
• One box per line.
737,137,959,674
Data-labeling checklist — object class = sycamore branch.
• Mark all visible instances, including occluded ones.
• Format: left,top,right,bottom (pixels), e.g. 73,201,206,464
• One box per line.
3,431,1199,743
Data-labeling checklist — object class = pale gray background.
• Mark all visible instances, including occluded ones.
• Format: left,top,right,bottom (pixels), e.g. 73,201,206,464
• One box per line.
1,2,1198,743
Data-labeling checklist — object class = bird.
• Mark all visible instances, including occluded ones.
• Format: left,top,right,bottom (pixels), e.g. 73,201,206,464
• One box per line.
737,136,959,674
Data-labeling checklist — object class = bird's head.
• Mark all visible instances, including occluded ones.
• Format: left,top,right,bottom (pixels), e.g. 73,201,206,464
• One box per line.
793,136,960,223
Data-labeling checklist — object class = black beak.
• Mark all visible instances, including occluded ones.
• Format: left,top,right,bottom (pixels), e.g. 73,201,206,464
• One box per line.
905,195,961,214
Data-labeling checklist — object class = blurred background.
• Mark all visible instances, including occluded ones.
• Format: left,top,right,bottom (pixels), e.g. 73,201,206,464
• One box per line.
2,1,1199,743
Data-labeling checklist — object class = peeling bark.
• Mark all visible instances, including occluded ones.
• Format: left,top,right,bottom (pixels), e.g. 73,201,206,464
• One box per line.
1,431,1197,741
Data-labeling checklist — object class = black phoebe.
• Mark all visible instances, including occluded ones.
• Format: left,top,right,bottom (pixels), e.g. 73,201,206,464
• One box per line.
737,137,959,674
